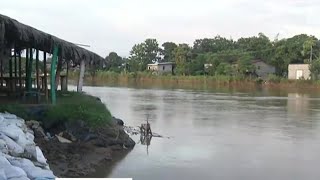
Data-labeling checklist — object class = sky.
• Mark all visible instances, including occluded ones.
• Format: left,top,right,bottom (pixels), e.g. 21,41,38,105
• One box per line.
0,0,319,57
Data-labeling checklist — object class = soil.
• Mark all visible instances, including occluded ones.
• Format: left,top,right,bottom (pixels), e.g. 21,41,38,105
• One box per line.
30,117,135,178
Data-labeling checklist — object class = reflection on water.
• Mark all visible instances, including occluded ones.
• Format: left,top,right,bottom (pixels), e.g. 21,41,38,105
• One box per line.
77,86,320,180
139,135,152,155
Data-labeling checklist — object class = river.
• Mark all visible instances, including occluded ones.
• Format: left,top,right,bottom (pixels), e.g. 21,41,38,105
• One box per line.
80,86,320,180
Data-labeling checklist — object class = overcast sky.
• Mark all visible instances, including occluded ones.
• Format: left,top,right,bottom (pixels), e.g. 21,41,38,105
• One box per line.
0,0,319,57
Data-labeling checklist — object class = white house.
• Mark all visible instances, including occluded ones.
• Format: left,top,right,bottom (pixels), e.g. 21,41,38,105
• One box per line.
288,64,311,80
147,62,174,74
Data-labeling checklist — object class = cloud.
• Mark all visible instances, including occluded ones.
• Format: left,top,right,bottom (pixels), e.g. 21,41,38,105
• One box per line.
0,0,319,57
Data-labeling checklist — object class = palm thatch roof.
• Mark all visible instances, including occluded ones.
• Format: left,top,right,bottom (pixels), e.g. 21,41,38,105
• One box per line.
0,14,103,66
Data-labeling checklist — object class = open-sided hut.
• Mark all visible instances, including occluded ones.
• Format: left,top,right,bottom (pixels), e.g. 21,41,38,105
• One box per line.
0,14,103,104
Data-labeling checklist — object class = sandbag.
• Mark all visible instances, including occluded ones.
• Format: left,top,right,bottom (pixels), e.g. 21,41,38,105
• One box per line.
0,125,22,141
8,177,30,180
0,169,6,180
3,166,27,179
25,146,47,165
22,166,55,179
0,154,10,168
0,134,24,155
1,113,17,119
0,139,8,154
6,157,34,168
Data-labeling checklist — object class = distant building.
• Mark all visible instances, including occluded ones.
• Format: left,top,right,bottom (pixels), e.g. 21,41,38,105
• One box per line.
147,62,174,74
288,64,310,80
252,60,275,79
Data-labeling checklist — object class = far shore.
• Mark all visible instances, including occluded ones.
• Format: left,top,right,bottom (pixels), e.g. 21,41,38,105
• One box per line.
68,71,320,94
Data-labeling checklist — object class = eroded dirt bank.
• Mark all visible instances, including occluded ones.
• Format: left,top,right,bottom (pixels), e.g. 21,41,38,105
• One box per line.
30,117,135,177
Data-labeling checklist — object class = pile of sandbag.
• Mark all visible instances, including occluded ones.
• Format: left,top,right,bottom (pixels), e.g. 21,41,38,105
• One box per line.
0,112,55,180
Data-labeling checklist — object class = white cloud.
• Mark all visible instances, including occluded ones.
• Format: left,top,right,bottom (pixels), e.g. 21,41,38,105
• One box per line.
0,0,319,57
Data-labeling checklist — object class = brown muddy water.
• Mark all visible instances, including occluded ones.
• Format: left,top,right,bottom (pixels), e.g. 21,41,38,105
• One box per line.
72,86,320,180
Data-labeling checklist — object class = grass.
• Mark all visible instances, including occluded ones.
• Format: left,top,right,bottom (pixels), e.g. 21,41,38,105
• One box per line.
0,91,112,128
67,70,320,90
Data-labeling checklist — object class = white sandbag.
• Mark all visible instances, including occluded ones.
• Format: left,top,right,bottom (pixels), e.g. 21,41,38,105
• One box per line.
7,157,34,169
1,113,17,119
3,166,27,179
0,154,11,168
22,166,55,179
0,169,6,180
0,139,8,154
0,125,21,141
0,134,24,155
16,134,34,150
25,146,47,165
8,177,30,180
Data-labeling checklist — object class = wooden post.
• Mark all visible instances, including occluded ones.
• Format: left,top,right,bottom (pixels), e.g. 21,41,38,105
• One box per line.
66,60,69,91
9,49,13,91
55,55,63,90
25,48,29,89
14,50,17,90
43,52,48,101
26,48,33,91
36,49,39,91
0,49,3,87
77,59,85,92
18,52,22,90
51,46,59,105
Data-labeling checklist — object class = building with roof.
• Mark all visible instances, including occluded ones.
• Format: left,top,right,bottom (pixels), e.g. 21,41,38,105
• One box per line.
147,62,175,74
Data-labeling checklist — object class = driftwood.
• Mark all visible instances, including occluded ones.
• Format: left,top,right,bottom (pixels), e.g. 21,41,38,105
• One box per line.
140,115,152,137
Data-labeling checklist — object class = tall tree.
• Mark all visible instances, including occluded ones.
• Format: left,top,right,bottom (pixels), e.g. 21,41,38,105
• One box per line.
161,42,177,62
173,44,192,75
193,35,235,54
236,33,273,62
129,39,160,71
104,52,124,72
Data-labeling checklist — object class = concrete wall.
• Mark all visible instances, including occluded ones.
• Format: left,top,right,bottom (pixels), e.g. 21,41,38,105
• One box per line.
147,64,173,74
288,64,310,80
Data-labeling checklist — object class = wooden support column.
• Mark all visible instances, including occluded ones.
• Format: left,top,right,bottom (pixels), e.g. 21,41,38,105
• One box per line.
0,49,3,87
51,46,59,105
9,49,13,91
43,52,48,101
36,49,40,91
14,50,17,89
55,56,63,90
77,59,85,92
66,60,69,91
25,48,29,89
26,48,33,91
18,52,22,90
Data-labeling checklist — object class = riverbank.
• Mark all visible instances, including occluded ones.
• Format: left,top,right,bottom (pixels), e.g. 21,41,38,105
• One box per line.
0,92,135,177
69,71,320,91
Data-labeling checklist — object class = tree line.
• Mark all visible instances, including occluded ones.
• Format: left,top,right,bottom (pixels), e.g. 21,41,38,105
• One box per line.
102,33,320,78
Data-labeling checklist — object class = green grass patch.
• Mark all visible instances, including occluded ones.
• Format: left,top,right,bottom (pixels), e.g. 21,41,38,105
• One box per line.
0,92,112,128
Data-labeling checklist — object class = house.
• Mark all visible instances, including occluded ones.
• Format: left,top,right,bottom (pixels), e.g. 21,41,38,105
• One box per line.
147,62,174,74
252,60,275,79
288,64,310,80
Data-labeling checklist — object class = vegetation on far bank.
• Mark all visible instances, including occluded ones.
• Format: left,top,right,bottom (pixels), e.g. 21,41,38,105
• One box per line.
69,71,320,90
98,33,320,79
0,91,112,128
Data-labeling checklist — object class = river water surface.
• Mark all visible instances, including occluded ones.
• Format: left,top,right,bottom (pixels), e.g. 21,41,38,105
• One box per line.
81,86,320,180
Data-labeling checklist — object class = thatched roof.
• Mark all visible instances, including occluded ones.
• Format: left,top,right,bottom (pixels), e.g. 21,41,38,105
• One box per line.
0,14,103,66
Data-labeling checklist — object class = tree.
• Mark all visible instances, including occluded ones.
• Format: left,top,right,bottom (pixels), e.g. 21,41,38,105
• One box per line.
104,52,124,72
238,54,255,75
128,39,160,71
236,33,273,62
161,42,177,62
193,35,235,54
173,44,192,75
309,57,320,80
